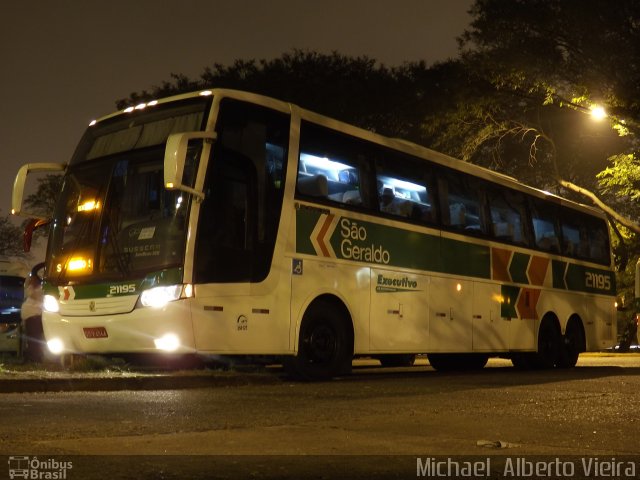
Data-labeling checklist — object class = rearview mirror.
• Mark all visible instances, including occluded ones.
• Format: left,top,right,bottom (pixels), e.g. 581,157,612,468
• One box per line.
164,132,215,200
12,163,66,218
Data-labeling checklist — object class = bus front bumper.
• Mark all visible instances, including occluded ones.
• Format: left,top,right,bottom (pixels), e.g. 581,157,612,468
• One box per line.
41,299,195,355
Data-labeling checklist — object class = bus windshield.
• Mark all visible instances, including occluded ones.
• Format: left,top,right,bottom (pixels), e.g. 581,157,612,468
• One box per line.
46,98,209,284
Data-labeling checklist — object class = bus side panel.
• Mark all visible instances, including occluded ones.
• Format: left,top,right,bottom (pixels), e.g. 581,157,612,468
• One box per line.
472,281,508,351
190,262,293,354
290,258,370,355
428,276,473,352
369,269,428,352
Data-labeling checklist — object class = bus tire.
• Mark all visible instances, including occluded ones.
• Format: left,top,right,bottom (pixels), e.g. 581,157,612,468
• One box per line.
377,354,416,368
557,318,584,369
532,316,561,369
286,299,353,381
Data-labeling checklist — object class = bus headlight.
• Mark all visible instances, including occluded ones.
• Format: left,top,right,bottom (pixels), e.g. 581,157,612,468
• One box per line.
140,285,182,308
43,295,60,313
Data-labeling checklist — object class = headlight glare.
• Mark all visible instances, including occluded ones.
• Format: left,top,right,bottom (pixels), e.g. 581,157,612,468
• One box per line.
140,285,182,308
43,294,60,313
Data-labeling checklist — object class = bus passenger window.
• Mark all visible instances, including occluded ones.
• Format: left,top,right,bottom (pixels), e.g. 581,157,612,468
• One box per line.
487,188,527,245
439,172,485,233
530,200,560,253
297,121,370,208
375,152,434,223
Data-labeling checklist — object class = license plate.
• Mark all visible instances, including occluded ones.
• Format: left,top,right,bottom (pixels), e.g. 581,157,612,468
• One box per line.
83,327,108,339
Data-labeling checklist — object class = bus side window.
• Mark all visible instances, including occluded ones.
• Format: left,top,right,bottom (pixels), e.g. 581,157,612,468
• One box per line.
439,170,486,234
530,199,561,253
487,188,528,245
297,121,372,209
375,150,435,224
587,218,610,264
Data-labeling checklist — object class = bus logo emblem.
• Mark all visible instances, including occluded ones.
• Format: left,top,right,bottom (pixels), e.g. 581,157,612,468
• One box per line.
89,301,96,312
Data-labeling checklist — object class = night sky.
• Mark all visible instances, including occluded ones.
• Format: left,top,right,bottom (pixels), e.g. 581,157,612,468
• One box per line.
1,0,472,235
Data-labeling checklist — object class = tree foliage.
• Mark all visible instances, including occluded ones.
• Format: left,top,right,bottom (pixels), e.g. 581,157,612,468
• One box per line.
458,0,640,218
23,174,63,219
118,49,440,144
456,0,640,305
0,213,26,258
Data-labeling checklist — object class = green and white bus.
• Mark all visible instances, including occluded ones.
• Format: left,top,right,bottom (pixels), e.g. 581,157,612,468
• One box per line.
12,89,616,379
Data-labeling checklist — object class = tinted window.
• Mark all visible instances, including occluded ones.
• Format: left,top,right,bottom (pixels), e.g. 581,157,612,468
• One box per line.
195,99,289,283
439,170,486,234
530,199,561,253
487,187,529,245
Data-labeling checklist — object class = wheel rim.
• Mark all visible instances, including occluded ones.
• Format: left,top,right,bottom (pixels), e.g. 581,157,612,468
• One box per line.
306,324,338,363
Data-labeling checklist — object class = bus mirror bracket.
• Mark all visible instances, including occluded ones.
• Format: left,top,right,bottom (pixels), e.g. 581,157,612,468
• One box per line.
12,163,66,218
164,131,215,201
23,218,51,253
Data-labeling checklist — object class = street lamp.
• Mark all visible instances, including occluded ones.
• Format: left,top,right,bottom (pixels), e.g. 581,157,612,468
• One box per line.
590,105,607,121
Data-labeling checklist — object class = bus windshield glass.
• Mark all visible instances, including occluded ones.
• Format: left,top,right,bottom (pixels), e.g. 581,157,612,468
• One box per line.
46,98,210,284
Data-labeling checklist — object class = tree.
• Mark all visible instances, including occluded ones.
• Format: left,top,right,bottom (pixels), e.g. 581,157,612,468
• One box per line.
452,0,640,320
457,0,640,232
22,174,62,219
19,173,63,246
0,212,27,258
117,49,437,143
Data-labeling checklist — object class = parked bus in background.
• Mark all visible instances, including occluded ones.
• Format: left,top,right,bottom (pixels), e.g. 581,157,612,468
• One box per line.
0,259,28,354
12,89,616,379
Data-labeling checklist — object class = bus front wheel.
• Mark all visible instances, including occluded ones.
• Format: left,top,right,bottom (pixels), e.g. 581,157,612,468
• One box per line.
285,299,353,381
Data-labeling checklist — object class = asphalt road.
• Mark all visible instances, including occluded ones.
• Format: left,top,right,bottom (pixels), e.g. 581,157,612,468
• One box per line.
1,355,640,479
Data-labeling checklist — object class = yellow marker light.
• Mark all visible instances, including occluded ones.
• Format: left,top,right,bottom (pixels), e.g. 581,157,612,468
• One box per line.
147,100,158,106
199,90,213,96
166,182,175,189
456,283,462,292
67,257,92,272
124,106,134,113
89,120,97,126
77,200,100,212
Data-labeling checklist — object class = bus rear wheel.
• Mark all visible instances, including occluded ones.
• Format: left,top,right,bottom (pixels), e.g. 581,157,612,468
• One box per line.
285,299,353,381
557,319,584,369
531,317,561,369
